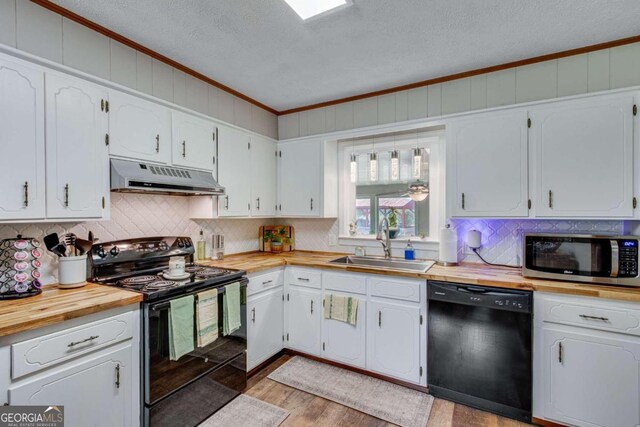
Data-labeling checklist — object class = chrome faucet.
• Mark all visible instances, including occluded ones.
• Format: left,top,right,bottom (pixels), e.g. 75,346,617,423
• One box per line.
377,217,392,259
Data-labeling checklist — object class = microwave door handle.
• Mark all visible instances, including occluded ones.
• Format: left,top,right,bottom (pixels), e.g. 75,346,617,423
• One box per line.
610,240,619,278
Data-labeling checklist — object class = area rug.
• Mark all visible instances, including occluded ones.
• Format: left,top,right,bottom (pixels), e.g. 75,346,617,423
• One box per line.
267,356,433,427
200,394,290,427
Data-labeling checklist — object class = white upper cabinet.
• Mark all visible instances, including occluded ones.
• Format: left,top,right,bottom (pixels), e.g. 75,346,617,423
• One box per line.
171,111,216,171
448,109,529,217
531,93,635,218
217,125,251,217
0,56,45,220
108,90,172,164
277,140,337,217
251,136,277,216
45,73,109,219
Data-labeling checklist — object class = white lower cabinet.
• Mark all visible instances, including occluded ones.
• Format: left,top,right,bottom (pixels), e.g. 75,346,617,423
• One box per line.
367,300,421,383
286,285,322,356
9,343,133,427
0,307,140,427
247,287,284,371
535,293,640,427
281,268,426,385
321,294,366,369
540,327,640,427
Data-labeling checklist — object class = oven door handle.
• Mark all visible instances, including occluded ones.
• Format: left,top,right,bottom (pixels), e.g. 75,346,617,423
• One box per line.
150,278,248,311
611,239,619,278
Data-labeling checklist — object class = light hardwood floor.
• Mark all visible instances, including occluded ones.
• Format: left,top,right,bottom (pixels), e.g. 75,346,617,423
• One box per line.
244,355,532,427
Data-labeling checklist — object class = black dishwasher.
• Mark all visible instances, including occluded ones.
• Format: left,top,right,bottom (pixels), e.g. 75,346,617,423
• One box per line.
427,281,532,422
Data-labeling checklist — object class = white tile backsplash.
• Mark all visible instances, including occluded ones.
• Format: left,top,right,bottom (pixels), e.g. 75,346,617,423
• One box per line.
3,192,628,285
451,218,624,266
0,193,271,285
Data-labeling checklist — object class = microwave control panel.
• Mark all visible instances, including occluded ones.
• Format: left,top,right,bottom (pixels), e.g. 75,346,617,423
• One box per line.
618,239,638,277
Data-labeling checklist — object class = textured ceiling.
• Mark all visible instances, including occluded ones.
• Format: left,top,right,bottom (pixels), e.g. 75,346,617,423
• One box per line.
51,0,640,111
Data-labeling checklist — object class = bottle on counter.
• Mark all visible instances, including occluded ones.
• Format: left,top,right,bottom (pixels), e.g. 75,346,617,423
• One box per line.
196,230,206,261
404,240,415,260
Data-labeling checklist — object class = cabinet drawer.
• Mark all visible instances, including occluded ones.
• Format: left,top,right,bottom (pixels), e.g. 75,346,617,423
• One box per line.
540,295,640,337
286,268,321,289
247,269,284,296
12,311,134,379
323,272,366,295
369,277,422,302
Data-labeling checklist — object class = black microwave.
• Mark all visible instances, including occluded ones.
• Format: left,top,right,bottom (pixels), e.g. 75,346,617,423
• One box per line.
522,233,640,286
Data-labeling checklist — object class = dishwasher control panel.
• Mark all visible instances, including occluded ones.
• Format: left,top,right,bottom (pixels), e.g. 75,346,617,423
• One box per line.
428,281,532,313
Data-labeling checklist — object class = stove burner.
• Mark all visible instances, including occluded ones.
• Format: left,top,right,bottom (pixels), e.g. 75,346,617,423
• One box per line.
119,275,159,288
145,280,180,291
185,266,205,273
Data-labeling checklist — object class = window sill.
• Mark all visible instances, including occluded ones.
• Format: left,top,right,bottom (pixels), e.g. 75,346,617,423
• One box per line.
338,235,439,250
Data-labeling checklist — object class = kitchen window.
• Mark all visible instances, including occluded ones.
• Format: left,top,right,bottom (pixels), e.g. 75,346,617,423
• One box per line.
339,129,444,242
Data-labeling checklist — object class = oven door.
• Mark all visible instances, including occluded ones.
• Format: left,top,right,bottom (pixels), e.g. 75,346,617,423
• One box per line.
143,280,247,425
524,235,614,279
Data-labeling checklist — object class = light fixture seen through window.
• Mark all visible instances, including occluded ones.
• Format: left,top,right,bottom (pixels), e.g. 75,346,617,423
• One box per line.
350,154,358,183
412,148,422,179
369,153,378,182
390,150,399,181
283,0,351,20
408,180,429,202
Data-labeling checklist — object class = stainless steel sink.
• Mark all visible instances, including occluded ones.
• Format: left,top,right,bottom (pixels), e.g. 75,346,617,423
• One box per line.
329,256,435,273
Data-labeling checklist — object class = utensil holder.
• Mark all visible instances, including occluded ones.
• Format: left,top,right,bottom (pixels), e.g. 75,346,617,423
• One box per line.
58,255,87,289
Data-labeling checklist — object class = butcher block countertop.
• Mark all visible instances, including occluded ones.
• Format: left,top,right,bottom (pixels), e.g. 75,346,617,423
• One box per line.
0,283,143,337
199,251,640,303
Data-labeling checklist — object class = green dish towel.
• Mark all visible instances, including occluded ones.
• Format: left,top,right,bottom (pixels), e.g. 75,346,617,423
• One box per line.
169,295,195,361
323,294,358,326
223,282,241,335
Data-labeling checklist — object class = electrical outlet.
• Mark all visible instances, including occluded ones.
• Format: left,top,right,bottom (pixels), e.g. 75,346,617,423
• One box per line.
328,234,338,247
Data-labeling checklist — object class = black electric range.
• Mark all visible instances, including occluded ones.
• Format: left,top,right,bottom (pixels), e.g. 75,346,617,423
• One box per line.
89,236,248,427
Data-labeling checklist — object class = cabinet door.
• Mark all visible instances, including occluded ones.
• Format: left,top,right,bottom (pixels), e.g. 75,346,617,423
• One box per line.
542,327,640,427
286,286,321,356
217,125,251,217
322,294,366,368
278,141,320,217
367,300,421,383
10,344,133,427
251,136,277,217
45,74,109,219
109,90,172,164
532,94,634,217
0,57,45,220
172,111,216,171
449,110,529,217
247,288,284,370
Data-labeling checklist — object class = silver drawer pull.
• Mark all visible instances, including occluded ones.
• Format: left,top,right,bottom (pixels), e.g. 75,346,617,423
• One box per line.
262,280,273,285
68,335,99,347
579,314,609,322
297,277,310,281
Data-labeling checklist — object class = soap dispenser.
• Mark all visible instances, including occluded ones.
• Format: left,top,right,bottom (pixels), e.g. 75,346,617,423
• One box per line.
404,240,415,260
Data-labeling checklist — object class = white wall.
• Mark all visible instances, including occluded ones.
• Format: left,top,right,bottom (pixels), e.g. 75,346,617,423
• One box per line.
0,0,278,139
278,43,640,139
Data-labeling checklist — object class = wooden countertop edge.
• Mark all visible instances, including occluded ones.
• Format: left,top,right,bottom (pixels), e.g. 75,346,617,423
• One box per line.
200,252,640,303
0,284,143,337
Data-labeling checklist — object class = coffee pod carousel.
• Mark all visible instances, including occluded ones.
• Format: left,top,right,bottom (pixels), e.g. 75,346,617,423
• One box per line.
0,235,43,299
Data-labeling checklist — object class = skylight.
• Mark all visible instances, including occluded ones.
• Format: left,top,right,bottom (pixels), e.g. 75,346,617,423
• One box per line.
283,0,351,20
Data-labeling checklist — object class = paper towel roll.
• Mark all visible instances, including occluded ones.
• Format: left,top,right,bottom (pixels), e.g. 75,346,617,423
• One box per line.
438,225,458,265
